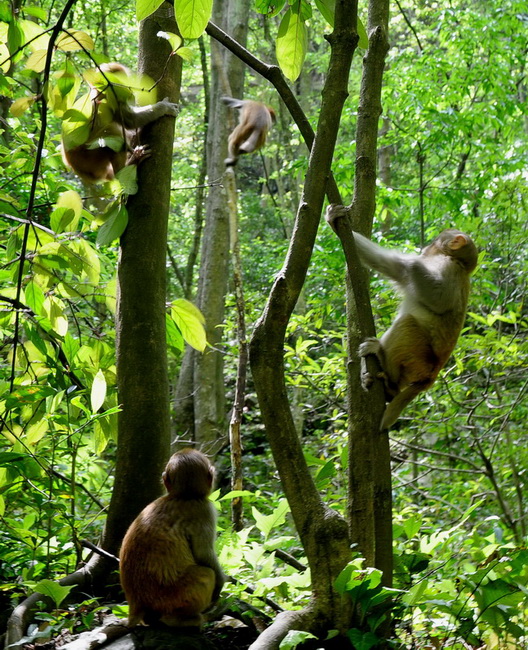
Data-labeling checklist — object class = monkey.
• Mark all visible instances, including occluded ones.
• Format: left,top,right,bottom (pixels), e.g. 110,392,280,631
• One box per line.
61,63,179,184
325,204,478,430
119,448,226,627
222,96,276,166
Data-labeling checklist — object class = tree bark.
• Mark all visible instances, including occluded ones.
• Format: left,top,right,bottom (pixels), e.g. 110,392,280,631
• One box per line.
102,2,182,554
180,0,251,450
249,1,359,646
342,0,392,587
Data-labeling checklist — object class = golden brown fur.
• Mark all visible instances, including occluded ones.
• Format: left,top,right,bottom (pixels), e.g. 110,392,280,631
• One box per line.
222,96,275,166
62,63,178,184
325,205,478,429
119,449,225,627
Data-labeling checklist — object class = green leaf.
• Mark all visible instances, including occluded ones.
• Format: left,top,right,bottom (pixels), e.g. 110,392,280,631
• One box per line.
96,203,128,246
276,7,307,82
115,164,138,196
166,312,184,352
34,579,73,607
91,369,107,413
54,190,82,231
157,30,182,52
279,630,317,649
314,0,334,26
50,207,74,234
252,499,289,539
136,0,164,21
170,298,207,352
174,46,194,62
24,280,45,316
357,17,369,49
402,513,422,539
42,296,68,336
175,0,213,39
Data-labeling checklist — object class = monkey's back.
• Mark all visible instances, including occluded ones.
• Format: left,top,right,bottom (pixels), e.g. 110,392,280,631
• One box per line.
120,495,213,625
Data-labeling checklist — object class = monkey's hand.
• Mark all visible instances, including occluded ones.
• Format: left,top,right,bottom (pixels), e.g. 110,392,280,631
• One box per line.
159,97,180,118
127,145,151,166
324,204,349,233
358,337,381,358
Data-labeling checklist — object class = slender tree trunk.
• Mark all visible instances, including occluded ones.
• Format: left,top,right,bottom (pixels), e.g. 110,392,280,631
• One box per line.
249,3,359,647
102,2,182,554
189,0,251,450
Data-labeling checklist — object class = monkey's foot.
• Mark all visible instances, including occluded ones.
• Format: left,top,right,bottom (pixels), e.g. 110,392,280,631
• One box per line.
128,145,151,166
358,337,382,357
324,204,349,232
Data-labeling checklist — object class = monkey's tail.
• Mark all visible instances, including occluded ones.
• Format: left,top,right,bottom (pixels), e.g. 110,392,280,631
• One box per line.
380,381,431,430
224,157,237,167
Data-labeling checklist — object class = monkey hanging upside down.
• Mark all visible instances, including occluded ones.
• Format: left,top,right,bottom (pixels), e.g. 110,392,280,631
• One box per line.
222,96,276,166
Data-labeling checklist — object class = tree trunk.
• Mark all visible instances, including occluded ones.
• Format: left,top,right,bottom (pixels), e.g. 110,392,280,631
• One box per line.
102,2,182,554
249,2,359,646
176,0,251,451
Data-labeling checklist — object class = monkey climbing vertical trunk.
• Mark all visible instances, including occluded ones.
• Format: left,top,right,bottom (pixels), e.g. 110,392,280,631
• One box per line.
103,2,182,555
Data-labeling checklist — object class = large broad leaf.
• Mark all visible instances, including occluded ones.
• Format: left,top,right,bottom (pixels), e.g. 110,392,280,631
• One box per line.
34,580,73,608
137,0,164,21
175,0,213,39
276,7,307,82
97,203,129,246
170,299,207,352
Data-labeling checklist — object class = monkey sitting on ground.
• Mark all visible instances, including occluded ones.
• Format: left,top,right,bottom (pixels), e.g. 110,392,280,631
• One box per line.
119,448,226,627
222,96,276,166
325,204,478,430
62,63,179,184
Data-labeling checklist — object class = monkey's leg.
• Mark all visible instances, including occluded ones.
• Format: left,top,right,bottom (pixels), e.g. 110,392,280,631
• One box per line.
159,566,216,627
358,337,395,394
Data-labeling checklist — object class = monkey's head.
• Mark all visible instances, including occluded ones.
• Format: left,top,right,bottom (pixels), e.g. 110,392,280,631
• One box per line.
423,229,478,273
162,449,214,499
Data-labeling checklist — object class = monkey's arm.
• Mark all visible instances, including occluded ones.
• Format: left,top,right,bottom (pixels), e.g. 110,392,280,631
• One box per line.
222,96,245,110
189,505,226,598
120,98,179,128
352,232,416,284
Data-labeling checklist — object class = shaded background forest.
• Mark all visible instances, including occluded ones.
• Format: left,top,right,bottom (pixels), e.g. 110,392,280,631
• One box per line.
0,0,527,647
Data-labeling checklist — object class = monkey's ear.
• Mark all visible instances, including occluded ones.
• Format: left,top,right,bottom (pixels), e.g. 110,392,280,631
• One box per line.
449,234,469,250
162,471,170,490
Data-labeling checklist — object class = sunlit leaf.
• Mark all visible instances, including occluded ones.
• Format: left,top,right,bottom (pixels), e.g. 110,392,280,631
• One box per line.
40,296,68,336
276,7,307,82
26,419,48,445
25,49,47,73
174,46,194,62
175,0,213,39
55,30,94,52
10,96,37,117
115,164,139,196
157,30,182,52
91,369,107,413
24,280,45,316
170,298,207,352
55,190,82,231
136,0,164,21
34,580,73,608
96,203,128,246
